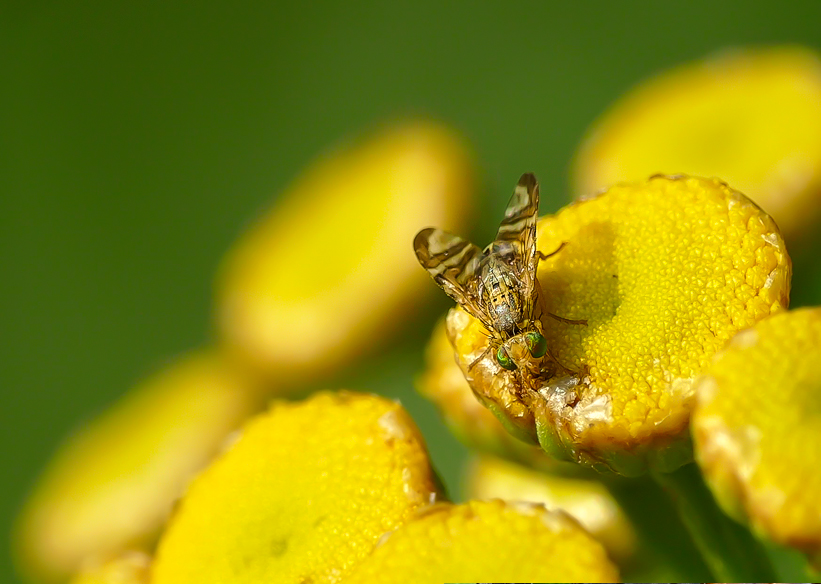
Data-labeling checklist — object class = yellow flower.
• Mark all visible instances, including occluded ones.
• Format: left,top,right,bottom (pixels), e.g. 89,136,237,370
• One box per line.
420,320,639,563
442,175,790,475
692,307,821,568
14,352,261,583
344,499,619,583
151,391,619,583
573,46,821,239
216,121,474,387
67,552,150,584
463,455,637,563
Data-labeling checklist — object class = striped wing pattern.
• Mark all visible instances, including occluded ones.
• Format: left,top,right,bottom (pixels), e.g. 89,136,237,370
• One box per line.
496,172,539,251
413,228,489,325
496,172,540,287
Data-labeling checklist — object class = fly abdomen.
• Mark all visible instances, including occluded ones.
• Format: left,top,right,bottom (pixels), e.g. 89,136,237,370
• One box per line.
480,256,523,337
493,305,517,336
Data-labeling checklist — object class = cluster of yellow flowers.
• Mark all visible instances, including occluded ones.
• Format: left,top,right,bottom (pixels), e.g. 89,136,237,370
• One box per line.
15,46,821,583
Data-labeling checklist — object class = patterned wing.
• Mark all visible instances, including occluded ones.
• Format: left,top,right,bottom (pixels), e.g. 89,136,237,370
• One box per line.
413,228,491,327
496,172,539,252
496,171,540,276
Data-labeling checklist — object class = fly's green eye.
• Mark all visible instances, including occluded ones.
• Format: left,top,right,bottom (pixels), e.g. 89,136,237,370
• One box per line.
496,346,516,370
525,331,547,358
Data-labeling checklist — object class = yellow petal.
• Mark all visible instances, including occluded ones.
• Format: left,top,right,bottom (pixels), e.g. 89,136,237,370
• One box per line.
67,552,150,584
464,455,637,563
14,352,259,583
448,175,790,475
573,46,821,239
692,307,821,566
151,391,442,584
418,317,583,474
216,122,474,385
346,499,619,583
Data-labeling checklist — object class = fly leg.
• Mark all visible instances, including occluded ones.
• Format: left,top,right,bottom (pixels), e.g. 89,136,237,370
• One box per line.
535,241,567,262
467,344,493,371
535,242,586,324
532,280,587,327
546,312,587,326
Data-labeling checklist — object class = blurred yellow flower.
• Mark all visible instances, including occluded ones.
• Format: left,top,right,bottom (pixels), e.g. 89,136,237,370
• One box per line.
463,455,637,563
14,352,261,583
693,307,821,567
216,121,474,386
573,46,821,239
67,552,150,584
444,175,790,475
151,391,619,583
345,499,619,583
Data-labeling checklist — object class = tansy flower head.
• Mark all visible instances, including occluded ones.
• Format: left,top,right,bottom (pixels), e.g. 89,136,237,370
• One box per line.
14,352,259,583
693,307,821,569
443,175,790,475
573,46,821,239
464,455,637,563
216,122,474,387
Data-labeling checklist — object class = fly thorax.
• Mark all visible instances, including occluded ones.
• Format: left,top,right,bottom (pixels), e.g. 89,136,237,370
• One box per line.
485,241,518,259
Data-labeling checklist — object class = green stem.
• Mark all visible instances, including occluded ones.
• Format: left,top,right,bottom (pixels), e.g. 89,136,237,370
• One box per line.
652,462,777,582
605,474,712,582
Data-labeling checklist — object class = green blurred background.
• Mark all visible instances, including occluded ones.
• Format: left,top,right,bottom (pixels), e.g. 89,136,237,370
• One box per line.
4,1,821,582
